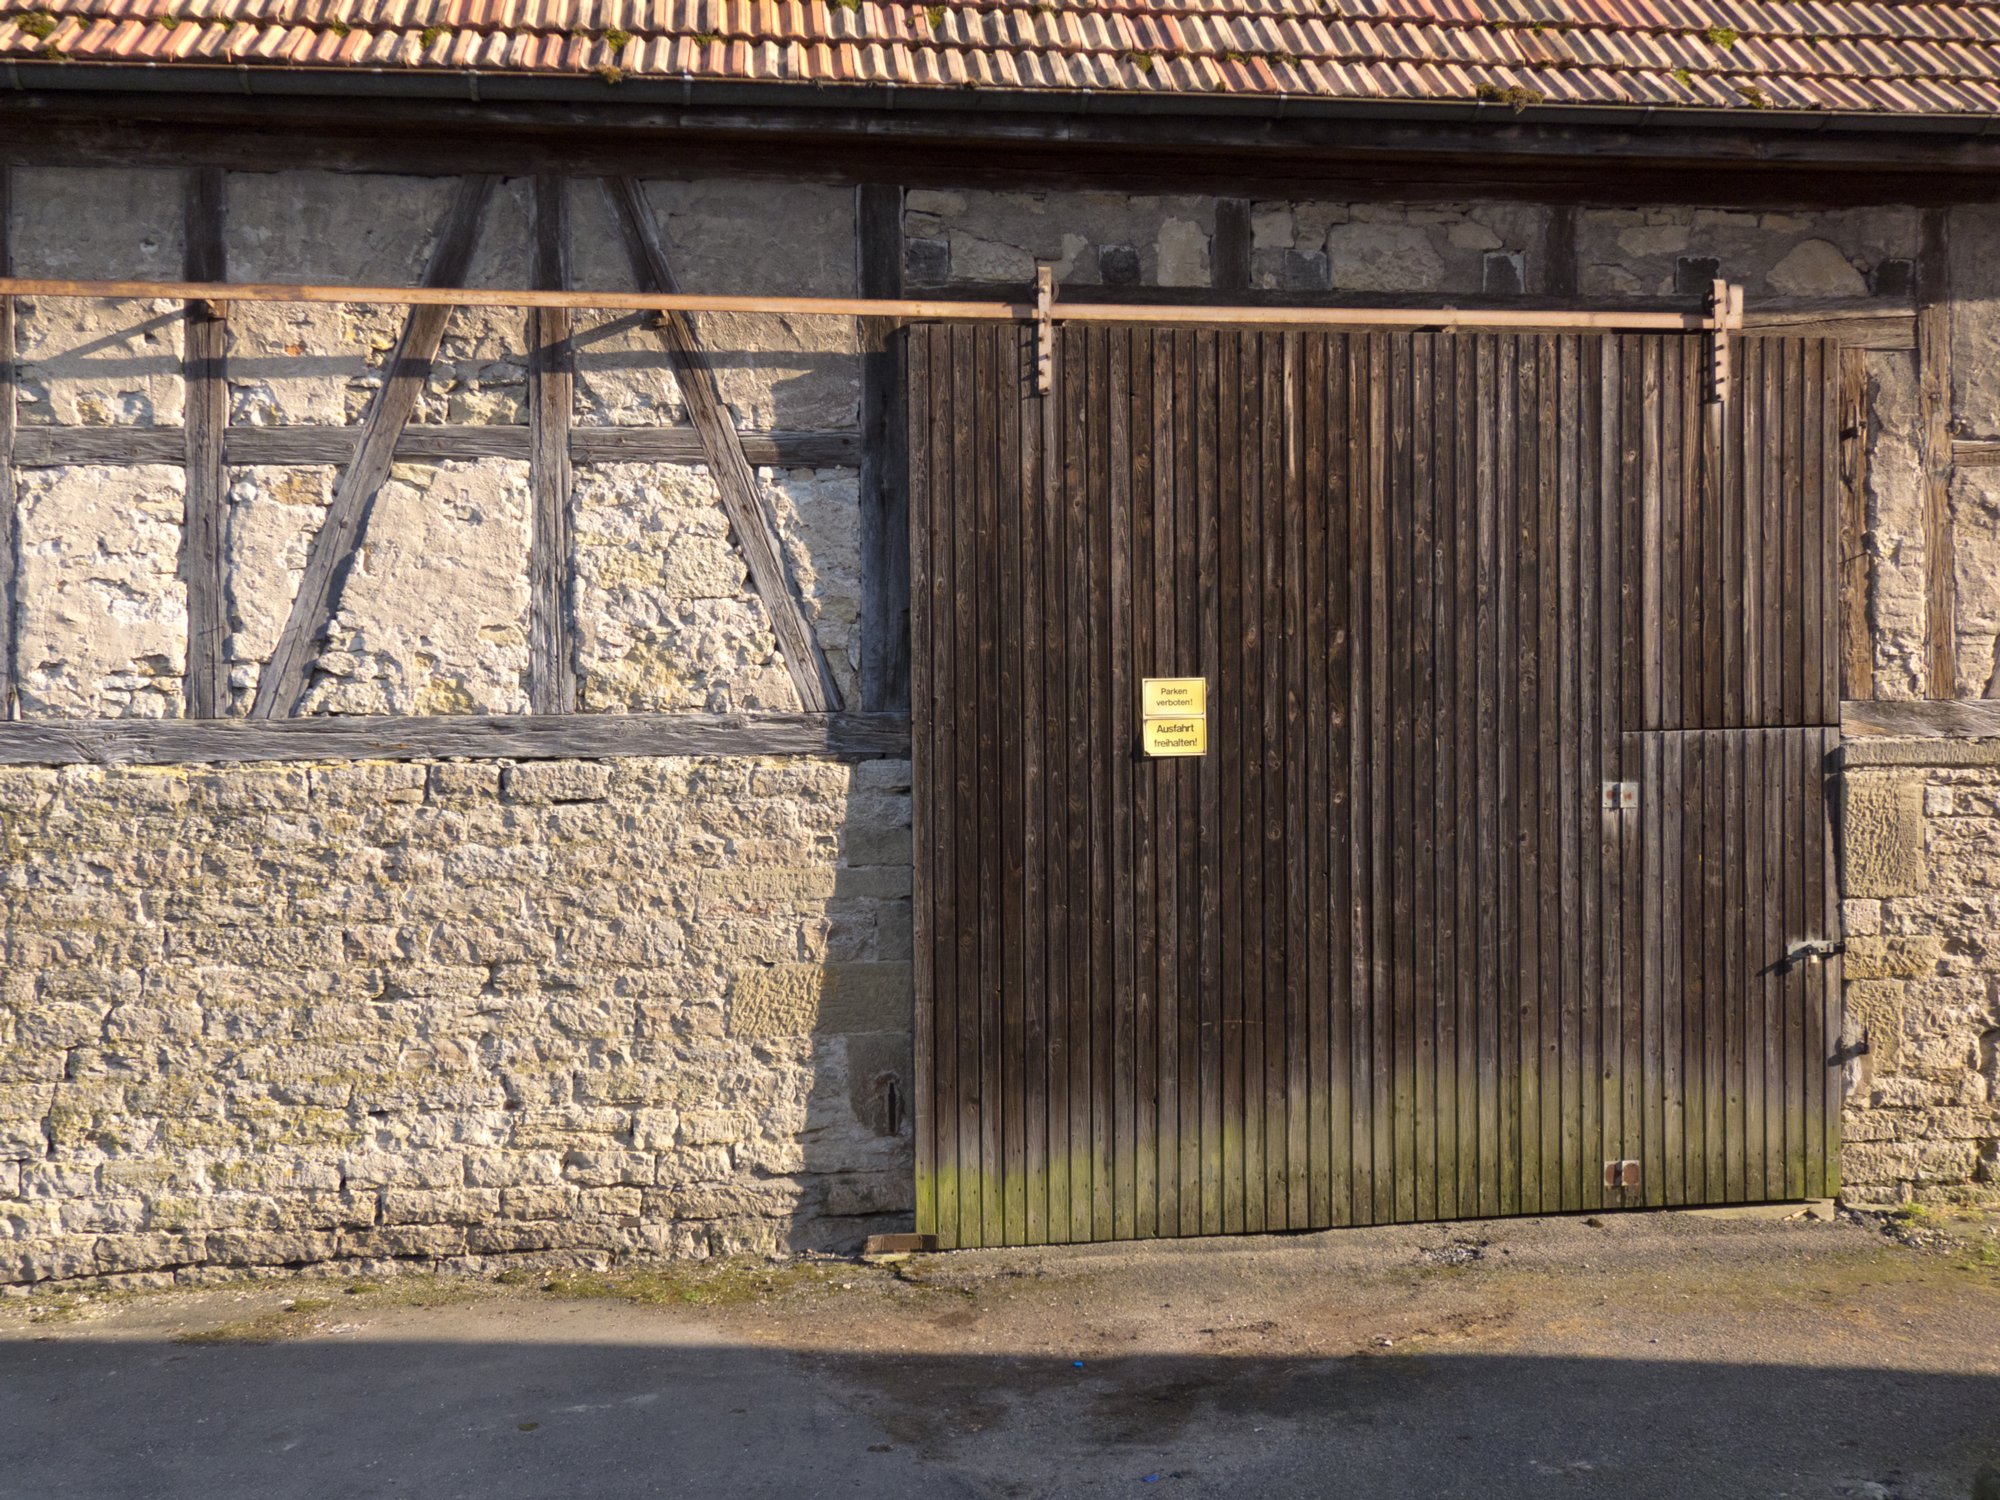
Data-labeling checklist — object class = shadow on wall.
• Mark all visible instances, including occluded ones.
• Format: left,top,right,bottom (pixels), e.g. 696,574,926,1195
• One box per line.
1,1341,1994,1499
716,755,916,1256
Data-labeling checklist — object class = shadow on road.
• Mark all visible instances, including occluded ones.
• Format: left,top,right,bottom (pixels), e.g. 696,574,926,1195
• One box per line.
4,1332,1994,1499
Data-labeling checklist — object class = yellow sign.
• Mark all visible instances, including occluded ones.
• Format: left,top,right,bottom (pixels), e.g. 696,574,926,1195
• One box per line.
1142,716,1208,757
1142,677,1207,719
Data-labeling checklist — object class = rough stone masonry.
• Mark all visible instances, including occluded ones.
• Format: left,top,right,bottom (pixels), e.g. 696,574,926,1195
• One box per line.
0,168,1997,1287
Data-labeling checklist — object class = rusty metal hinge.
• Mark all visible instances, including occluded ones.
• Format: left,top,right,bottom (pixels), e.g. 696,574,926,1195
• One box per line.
1601,780,1638,810
1604,1159,1642,1189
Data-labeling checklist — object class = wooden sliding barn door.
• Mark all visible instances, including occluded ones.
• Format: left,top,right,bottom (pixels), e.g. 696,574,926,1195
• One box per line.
909,323,1841,1249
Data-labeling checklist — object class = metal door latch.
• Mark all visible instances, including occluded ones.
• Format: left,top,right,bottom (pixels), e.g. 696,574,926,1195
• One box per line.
1601,781,1638,810
1786,938,1844,966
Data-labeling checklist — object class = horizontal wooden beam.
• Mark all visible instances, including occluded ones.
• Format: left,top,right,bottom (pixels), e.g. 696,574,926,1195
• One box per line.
1954,441,2000,470
0,273,1721,332
9,425,860,469
1840,699,2000,738
0,711,910,767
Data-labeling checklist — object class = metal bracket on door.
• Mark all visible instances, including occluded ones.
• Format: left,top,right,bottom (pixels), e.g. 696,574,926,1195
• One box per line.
1601,780,1638,810
1033,265,1055,397
1705,277,1743,406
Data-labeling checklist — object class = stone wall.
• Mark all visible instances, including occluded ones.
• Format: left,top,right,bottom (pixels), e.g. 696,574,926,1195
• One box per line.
1839,740,2000,1206
0,754,914,1286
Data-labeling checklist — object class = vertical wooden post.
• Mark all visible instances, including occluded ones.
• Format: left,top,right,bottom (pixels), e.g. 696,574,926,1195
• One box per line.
182,167,228,719
0,165,16,720
1917,207,1956,700
1212,199,1252,293
1839,346,1875,701
1543,206,1579,298
857,182,908,715
527,174,576,715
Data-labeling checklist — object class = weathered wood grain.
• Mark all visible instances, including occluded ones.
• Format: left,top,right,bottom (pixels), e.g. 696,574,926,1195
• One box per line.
0,164,15,720
607,177,841,715
0,711,908,767
528,174,577,715
11,423,857,469
181,165,229,720
857,182,910,716
251,174,498,719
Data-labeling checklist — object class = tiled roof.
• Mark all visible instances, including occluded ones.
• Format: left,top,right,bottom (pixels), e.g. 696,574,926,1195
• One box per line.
6,0,2000,116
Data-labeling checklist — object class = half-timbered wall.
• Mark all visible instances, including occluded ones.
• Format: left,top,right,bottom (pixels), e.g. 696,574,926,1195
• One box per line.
0,159,1996,1287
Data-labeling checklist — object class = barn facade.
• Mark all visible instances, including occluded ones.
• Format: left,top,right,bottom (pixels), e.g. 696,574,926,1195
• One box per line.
0,0,1997,1283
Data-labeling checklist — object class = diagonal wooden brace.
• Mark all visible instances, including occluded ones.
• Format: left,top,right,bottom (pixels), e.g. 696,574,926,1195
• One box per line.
607,178,842,715
251,175,498,718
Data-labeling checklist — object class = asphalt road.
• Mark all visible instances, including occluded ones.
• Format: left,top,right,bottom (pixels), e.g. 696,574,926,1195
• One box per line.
3,1209,1996,1499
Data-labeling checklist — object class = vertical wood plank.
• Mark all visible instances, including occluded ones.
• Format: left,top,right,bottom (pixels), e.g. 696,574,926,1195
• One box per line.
0,164,14,719
1174,329,1202,1236
1301,331,1330,1227
1556,335,1583,1210
1743,722,1768,1196
527,174,577,716
1785,339,1807,728
952,324,982,1249
857,183,910,715
1702,728,1727,1199
1088,325,1115,1242
1763,728,1787,1201
1218,330,1247,1235
1496,332,1522,1219
1391,333,1419,1223
1282,331,1311,1228
1743,338,1766,725
929,326,962,1244
908,326,937,1240
998,323,1028,1246
1064,322,1092,1243
1022,321,1050,1246
1477,333,1503,1217
1368,331,1395,1225
1839,348,1874,702
1198,329,1225,1236
1536,336,1563,1212
1324,333,1355,1228
181,166,228,720
1108,328,1137,1244
1455,335,1482,1220
1410,333,1438,1224
1918,208,1956,700
1048,322,1077,1245
1261,332,1290,1229
1435,332,1463,1222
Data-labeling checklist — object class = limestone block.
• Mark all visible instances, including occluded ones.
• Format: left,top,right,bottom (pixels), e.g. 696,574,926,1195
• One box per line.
573,463,794,713
1861,351,1927,696
1844,773,1927,897
728,961,912,1038
15,465,187,719
1951,467,2000,696
1950,205,2000,438
1326,222,1447,293
1765,239,1869,297
1578,205,1914,299
1845,935,1944,979
1848,980,1908,1070
289,459,532,716
502,761,613,805
765,467,864,707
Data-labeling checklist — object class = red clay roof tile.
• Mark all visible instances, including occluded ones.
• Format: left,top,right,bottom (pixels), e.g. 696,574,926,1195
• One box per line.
7,0,2000,115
